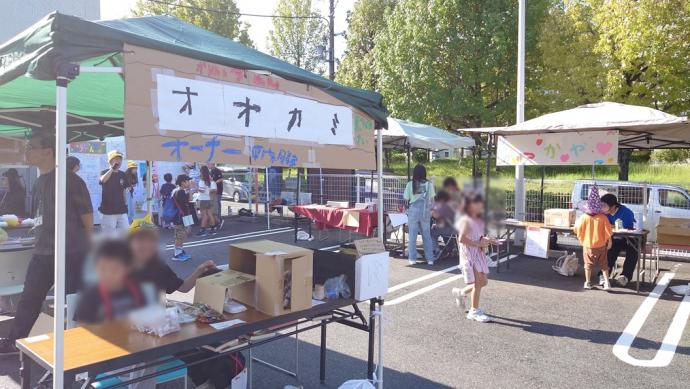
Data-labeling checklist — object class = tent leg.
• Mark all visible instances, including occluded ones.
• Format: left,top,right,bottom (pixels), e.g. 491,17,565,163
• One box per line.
146,161,153,218
377,128,384,241
265,167,270,230
53,77,69,389
406,145,411,181
484,135,492,228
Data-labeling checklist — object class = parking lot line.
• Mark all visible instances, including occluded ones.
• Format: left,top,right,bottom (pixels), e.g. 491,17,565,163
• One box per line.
386,275,463,306
167,228,294,249
613,264,690,367
164,227,293,249
388,265,459,293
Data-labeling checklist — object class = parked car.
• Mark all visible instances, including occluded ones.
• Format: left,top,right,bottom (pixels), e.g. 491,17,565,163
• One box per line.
219,167,254,203
571,180,690,241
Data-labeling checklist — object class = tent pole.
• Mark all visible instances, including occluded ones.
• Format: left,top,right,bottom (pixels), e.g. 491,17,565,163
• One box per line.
539,166,545,222
406,144,411,181
53,77,69,389
484,135,492,228
377,128,384,241
265,167,270,230
146,161,153,218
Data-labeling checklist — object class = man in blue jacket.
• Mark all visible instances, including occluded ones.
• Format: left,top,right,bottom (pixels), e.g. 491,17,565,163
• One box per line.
600,193,637,287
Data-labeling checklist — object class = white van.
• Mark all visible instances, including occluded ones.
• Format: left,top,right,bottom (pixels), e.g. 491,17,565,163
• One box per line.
571,180,690,242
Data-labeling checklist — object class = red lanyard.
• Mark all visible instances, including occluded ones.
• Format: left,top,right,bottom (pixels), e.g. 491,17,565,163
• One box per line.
98,279,143,320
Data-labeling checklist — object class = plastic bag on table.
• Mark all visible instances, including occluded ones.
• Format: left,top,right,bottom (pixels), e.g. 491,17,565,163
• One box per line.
323,274,352,300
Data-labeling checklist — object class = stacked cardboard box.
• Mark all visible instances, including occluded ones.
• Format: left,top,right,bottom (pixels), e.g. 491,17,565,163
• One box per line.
544,209,576,228
657,217,690,246
229,240,313,316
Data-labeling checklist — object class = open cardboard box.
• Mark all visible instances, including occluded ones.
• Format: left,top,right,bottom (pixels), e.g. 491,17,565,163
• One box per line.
229,240,313,316
194,269,256,313
657,217,690,246
352,238,390,301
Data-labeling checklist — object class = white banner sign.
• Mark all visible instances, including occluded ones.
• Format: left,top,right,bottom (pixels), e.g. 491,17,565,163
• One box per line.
156,74,354,145
497,130,618,166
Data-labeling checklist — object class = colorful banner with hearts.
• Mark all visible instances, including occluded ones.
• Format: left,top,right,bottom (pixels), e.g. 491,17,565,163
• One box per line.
496,130,618,166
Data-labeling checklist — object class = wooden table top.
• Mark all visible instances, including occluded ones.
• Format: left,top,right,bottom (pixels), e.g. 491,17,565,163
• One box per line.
501,220,649,236
17,299,352,373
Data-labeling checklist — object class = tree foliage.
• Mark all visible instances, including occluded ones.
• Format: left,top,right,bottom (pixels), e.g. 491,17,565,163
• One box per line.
373,0,547,129
132,0,253,47
336,0,396,90
267,0,328,73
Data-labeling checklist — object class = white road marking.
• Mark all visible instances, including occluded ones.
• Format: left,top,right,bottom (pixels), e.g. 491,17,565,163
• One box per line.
168,228,293,250
388,265,459,293
165,227,292,249
385,275,463,306
613,264,690,367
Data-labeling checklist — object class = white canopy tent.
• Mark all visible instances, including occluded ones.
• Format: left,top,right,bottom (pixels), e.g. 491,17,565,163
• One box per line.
384,117,475,150
470,102,690,149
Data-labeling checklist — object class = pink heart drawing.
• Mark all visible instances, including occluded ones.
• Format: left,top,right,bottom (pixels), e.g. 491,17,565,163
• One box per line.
524,152,535,160
560,153,570,162
596,142,613,155
536,138,544,146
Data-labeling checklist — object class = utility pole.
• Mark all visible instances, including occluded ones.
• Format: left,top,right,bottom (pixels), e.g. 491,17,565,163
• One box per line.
328,0,335,80
514,0,526,242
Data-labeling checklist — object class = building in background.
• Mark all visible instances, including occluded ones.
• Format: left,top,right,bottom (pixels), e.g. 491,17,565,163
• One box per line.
0,0,100,42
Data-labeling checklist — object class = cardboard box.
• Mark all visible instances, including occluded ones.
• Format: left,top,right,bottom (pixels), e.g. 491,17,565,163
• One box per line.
544,209,576,228
194,270,256,313
229,240,313,316
657,217,690,246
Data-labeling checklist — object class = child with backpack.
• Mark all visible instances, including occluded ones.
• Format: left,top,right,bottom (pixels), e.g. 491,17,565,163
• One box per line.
171,174,193,261
574,185,613,290
159,173,176,229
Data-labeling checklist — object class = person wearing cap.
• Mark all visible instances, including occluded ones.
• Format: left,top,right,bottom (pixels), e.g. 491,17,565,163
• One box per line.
99,150,130,235
574,185,613,290
0,168,27,217
128,216,216,294
172,174,193,261
600,193,638,287
67,155,81,173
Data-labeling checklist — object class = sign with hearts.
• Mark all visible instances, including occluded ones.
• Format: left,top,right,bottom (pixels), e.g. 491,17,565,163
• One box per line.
497,130,618,166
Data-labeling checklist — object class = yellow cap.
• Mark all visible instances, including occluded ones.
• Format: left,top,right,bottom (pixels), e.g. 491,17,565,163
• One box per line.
107,150,123,162
128,215,158,237
127,160,137,169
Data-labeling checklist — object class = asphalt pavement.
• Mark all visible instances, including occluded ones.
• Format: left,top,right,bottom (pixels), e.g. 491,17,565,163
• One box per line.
1,214,689,388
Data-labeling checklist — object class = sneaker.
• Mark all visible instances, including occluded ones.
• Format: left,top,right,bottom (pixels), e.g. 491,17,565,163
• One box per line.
208,227,217,236
172,251,191,261
599,275,606,286
583,282,593,290
616,275,629,287
466,308,491,323
0,338,18,356
408,258,417,265
451,288,467,312
603,279,611,291
218,219,225,230
426,260,435,266
196,229,207,237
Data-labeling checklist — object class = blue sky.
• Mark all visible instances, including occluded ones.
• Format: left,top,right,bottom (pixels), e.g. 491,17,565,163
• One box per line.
100,0,354,56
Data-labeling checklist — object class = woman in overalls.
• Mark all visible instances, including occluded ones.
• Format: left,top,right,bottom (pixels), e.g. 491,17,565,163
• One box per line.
404,164,436,265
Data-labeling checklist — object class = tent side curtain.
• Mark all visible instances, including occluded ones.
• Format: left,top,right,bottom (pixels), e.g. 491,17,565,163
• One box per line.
0,12,388,127
385,118,475,150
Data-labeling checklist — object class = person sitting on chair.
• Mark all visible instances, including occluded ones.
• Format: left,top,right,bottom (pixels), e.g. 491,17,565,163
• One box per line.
431,190,457,257
600,193,638,287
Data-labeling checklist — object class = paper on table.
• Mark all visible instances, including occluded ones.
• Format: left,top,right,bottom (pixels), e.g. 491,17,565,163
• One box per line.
388,213,408,227
312,299,326,306
210,319,246,330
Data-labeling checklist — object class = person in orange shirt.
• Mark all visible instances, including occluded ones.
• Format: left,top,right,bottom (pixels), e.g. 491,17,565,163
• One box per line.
574,185,613,290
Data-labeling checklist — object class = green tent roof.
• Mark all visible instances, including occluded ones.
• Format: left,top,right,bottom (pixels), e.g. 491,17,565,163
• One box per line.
0,12,387,139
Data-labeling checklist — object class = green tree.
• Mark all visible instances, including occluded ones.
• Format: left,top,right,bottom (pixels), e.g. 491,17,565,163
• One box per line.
374,0,547,129
527,0,605,118
336,0,396,90
132,0,253,47
267,0,328,73
593,0,690,116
